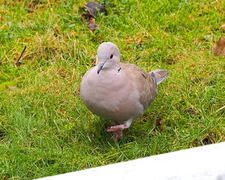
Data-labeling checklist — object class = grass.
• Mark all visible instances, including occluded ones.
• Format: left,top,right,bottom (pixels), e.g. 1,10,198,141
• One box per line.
0,0,225,179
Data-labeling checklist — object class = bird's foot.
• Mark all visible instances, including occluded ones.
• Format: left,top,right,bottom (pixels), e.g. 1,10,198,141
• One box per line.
106,124,126,132
106,124,127,140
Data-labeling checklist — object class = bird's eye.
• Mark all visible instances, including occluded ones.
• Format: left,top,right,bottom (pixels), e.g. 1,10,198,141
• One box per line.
110,54,113,59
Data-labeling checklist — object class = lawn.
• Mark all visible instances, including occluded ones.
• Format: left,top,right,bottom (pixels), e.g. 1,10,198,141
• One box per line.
0,0,225,179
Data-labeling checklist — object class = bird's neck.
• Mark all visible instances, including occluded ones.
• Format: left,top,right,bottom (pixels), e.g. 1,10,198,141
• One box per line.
102,61,121,72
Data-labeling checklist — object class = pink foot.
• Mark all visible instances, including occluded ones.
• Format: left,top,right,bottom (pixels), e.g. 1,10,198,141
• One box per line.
106,124,127,140
106,124,127,132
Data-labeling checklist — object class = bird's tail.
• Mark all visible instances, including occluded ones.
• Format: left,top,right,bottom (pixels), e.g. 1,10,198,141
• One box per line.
149,69,170,85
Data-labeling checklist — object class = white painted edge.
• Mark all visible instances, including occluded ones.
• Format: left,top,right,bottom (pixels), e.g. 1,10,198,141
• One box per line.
37,142,225,180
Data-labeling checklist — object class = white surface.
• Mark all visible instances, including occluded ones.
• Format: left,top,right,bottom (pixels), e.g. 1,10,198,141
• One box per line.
37,142,225,180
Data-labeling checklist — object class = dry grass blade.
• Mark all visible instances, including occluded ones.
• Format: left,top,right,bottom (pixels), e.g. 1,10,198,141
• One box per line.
216,105,225,113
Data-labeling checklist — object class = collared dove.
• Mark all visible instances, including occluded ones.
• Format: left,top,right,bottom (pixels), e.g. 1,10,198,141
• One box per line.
80,42,169,140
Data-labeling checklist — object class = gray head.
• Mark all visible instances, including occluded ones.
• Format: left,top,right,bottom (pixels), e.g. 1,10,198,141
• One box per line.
96,42,121,74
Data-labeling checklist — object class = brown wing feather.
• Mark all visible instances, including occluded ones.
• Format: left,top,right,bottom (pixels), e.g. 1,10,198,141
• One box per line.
121,63,157,110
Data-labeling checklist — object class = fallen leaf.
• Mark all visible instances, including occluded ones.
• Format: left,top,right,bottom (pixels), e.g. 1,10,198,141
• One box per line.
202,132,216,145
81,2,107,22
5,85,19,91
201,136,215,145
87,23,99,32
184,107,200,118
212,37,225,56
15,61,22,67
27,3,35,13
0,82,16,91
155,117,163,131
81,12,93,22
188,15,195,21
220,24,225,30
89,18,96,24
84,1,107,17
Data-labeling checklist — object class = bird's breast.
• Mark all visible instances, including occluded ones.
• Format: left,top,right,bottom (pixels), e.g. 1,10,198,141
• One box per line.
81,70,143,121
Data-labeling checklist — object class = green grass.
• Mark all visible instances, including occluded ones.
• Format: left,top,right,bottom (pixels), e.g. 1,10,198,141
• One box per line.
1,0,225,179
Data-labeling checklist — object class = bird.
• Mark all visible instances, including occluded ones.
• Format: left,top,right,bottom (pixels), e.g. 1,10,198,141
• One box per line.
80,42,169,140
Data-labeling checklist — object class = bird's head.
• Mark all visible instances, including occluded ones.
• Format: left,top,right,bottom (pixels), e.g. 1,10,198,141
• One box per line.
96,42,120,74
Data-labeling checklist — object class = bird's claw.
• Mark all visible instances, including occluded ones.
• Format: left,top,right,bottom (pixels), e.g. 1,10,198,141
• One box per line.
106,125,125,140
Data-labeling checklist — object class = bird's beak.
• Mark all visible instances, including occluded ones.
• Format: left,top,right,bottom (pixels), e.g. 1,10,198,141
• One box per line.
97,62,104,74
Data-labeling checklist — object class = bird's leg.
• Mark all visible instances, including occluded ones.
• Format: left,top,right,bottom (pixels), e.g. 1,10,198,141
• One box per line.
107,119,133,132
107,119,133,140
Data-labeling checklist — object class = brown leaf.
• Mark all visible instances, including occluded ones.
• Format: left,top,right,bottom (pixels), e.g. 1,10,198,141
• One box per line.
27,3,35,13
212,37,225,56
220,24,225,30
201,136,215,145
89,18,96,24
81,12,93,22
15,61,22,67
202,132,216,145
87,23,99,32
84,1,107,17
188,15,195,21
5,85,19,91
84,18,98,32
155,118,163,131
184,107,200,118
